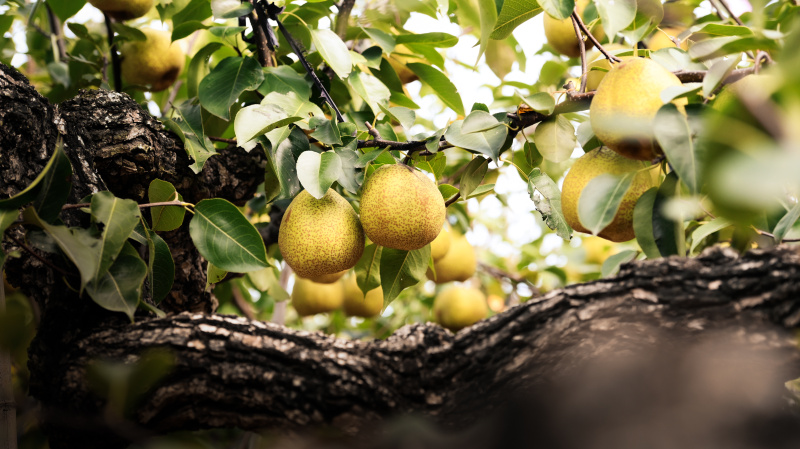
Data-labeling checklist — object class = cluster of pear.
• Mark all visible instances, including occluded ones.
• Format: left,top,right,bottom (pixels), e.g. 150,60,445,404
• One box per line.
87,0,185,91
291,273,384,318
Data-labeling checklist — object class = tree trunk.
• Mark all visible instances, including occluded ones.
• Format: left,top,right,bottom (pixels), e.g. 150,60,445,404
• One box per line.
1,63,800,449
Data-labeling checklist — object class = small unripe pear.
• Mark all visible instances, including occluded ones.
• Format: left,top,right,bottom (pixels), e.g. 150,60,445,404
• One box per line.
543,0,605,58
426,233,476,283
359,164,446,251
88,0,154,21
648,27,689,51
342,275,383,318
291,277,343,316
590,58,685,160
433,286,488,332
430,223,452,261
120,28,185,92
561,147,656,242
279,189,365,279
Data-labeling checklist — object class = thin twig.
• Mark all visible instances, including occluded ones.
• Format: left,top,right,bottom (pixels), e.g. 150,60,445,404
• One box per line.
45,3,67,62
571,12,620,63
4,231,71,277
478,262,540,296
232,285,257,320
209,136,238,144
571,14,588,93
103,13,122,92
752,228,800,243
365,121,382,140
61,200,191,211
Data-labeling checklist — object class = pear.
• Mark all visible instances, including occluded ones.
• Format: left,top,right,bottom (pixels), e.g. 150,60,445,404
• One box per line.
544,0,605,59
279,189,365,279
582,236,616,264
303,269,348,284
359,164,446,251
590,57,685,161
561,147,656,242
291,277,344,317
426,233,476,283
430,223,452,261
433,286,488,332
120,28,185,92
648,27,689,51
88,0,154,21
342,275,384,318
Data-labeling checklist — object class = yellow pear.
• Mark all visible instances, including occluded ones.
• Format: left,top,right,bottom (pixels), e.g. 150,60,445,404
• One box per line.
426,233,476,283
291,277,344,317
120,28,185,92
561,147,656,242
433,286,488,332
648,27,689,51
584,44,634,92
544,0,605,58
279,189,365,279
430,223,452,261
88,0,153,21
590,57,685,160
342,275,383,318
359,164,445,251
303,269,348,284
582,236,615,264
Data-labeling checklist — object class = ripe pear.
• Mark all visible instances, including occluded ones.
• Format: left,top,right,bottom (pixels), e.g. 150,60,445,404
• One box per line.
582,236,615,264
585,54,634,92
430,223,452,261
590,57,685,161
544,0,605,58
303,269,348,284
291,277,344,317
648,27,689,51
342,275,383,318
561,147,656,242
433,286,488,332
88,0,153,21
426,233,476,283
120,28,185,92
279,189,365,279
359,164,446,251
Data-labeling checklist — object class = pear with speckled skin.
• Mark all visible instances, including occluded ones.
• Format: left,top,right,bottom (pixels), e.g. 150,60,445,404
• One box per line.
359,164,446,251
433,286,488,332
279,189,365,279
120,28,185,92
430,223,452,261
291,277,344,316
426,233,476,283
88,0,153,20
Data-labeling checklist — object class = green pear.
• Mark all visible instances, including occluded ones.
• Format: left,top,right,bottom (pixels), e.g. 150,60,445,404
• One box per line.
120,28,185,92
359,164,445,251
426,233,476,283
291,277,344,317
561,147,656,242
590,57,685,160
88,0,154,21
543,0,605,58
279,189,365,280
342,275,383,318
433,286,488,332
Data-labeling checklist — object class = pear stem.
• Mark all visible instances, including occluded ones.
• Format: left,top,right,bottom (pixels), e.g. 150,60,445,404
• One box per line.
103,13,122,92
571,12,620,63
570,13,588,93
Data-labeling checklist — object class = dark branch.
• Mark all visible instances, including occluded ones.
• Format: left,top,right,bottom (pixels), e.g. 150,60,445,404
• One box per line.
103,14,122,92
571,14,588,93
335,0,356,40
571,12,620,63
45,4,68,62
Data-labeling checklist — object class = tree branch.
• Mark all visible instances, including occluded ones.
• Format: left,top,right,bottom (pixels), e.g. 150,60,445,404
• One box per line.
103,14,122,92
571,12,620,63
571,14,588,93
335,0,356,40
45,4,68,62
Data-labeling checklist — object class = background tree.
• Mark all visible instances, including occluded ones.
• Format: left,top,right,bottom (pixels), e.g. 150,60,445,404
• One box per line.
1,0,800,448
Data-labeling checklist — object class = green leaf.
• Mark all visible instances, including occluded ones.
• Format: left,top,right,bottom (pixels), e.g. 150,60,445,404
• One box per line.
33,139,73,223
654,104,700,194
406,63,465,116
379,246,431,307
652,172,685,257
273,127,307,200
206,262,228,285
476,0,499,63
169,102,218,172
0,139,69,211
362,28,396,53
460,157,490,199
578,173,635,236
310,28,352,79
595,0,636,39
491,0,542,40
462,110,505,134
533,116,576,163
619,0,663,43
528,168,572,240
199,56,265,120
173,0,212,29
233,103,301,152
540,0,574,20
690,217,733,254
688,36,779,61
355,244,382,297
772,203,800,244
149,230,175,304
211,0,253,18
85,247,147,322
185,42,223,100
689,23,754,37
438,184,460,203
334,146,362,195
633,187,661,259
601,250,638,278
262,91,325,129
47,0,86,21
444,120,507,161
415,151,446,179
702,56,739,98
348,71,391,115
189,199,270,273
171,20,208,41
295,151,344,199
0,209,17,266
512,141,543,179
395,32,459,47
309,117,343,146
258,65,312,99
380,105,416,130
467,184,495,199
91,191,141,280
660,83,702,103
517,91,555,115
148,180,185,232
